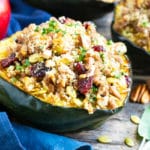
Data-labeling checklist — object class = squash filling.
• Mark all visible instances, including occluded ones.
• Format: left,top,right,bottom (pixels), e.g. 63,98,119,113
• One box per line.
113,0,150,52
0,17,131,114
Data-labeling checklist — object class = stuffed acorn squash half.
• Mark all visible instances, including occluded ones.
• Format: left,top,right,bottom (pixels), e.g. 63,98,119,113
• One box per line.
112,0,150,73
0,17,131,132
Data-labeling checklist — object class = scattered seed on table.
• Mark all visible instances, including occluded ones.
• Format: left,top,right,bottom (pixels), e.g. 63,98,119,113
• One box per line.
124,137,135,147
130,115,140,124
97,135,112,144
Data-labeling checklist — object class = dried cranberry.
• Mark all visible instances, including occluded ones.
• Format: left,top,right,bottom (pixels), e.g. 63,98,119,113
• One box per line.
30,62,48,78
78,76,93,94
92,45,105,52
74,62,86,75
125,75,131,87
83,22,90,30
0,53,16,68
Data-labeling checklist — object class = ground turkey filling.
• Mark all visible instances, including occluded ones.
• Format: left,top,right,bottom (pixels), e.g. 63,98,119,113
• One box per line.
0,17,131,114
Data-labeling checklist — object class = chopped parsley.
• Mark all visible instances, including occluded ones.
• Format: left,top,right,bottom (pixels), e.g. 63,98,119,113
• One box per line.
141,21,150,27
92,85,98,93
107,40,113,45
77,47,87,62
42,20,66,35
16,64,24,71
34,26,39,32
67,22,80,28
42,27,53,35
89,85,98,102
42,20,57,35
113,71,124,79
89,93,97,102
99,52,105,62
91,38,99,45
10,77,18,83
49,20,57,28
23,59,30,67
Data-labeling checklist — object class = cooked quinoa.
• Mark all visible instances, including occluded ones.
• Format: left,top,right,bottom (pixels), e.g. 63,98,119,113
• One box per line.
113,0,150,52
0,17,130,114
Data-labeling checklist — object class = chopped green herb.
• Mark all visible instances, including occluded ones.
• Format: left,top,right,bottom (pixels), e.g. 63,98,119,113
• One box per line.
77,47,87,62
67,23,74,27
91,38,99,45
99,52,105,62
41,20,67,35
34,26,39,32
42,28,48,35
10,77,18,83
67,22,80,28
114,72,124,79
42,20,57,34
23,59,30,67
55,29,62,33
114,73,122,79
89,93,97,102
89,85,98,102
107,40,113,45
92,85,98,93
49,20,57,28
60,30,67,35
16,64,23,71
42,27,55,35
141,21,150,27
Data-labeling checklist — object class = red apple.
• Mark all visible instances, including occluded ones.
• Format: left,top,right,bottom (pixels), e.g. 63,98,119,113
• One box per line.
0,0,11,39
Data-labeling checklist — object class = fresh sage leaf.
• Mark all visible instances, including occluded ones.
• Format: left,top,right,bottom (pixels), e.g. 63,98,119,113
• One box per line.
138,106,150,140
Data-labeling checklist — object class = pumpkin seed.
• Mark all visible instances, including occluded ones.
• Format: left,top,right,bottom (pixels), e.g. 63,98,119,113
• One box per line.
97,135,112,144
130,115,140,124
124,137,135,147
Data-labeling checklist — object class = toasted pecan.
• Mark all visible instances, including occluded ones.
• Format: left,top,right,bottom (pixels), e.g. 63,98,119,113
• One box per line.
141,88,150,104
130,84,142,102
130,83,150,104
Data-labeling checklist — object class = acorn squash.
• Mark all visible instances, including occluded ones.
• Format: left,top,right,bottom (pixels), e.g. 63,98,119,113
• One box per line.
111,0,150,74
0,17,132,132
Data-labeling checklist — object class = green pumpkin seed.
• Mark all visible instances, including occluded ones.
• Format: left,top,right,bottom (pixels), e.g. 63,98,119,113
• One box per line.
124,137,135,147
130,115,140,124
97,135,112,144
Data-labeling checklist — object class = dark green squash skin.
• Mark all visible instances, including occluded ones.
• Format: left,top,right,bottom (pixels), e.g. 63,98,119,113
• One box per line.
111,21,150,74
0,76,130,133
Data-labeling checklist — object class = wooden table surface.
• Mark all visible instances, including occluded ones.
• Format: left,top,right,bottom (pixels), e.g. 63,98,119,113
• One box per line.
64,11,148,150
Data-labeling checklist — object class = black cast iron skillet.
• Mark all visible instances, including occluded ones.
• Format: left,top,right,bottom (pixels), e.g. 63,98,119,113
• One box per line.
24,0,116,20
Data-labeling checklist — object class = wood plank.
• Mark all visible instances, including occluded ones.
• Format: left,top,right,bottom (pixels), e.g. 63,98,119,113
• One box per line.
65,102,146,150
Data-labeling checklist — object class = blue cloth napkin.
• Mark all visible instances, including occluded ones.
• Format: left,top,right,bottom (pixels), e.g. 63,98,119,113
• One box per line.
0,0,93,150
7,0,51,36
0,112,92,150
